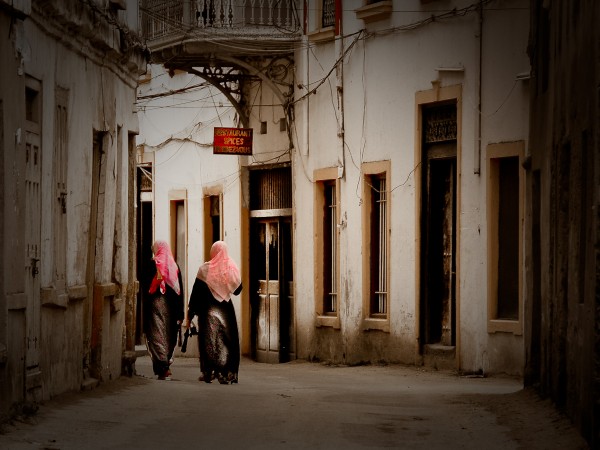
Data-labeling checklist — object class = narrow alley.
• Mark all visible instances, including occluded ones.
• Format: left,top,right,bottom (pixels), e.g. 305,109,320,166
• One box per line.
0,355,588,449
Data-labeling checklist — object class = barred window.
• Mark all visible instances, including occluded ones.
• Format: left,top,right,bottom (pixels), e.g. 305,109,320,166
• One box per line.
314,169,340,328
323,182,338,314
362,160,390,329
368,174,388,316
322,0,335,28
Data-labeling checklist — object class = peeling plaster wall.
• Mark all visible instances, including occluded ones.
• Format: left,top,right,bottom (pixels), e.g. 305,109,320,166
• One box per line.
292,0,529,374
1,0,145,420
136,65,241,358
0,8,28,422
136,1,529,376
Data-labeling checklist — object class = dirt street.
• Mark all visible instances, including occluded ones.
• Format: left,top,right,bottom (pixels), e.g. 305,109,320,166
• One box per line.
0,355,589,449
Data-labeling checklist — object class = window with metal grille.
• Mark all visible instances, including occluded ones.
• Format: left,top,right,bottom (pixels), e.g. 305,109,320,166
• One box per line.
249,166,292,211
322,0,335,28
323,181,338,314
314,169,340,328
368,173,388,316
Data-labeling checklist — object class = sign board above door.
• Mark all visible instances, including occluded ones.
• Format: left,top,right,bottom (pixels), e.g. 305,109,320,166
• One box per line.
213,127,253,155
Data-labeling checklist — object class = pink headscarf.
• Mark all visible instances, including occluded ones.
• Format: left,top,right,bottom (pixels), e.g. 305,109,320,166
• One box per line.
149,240,181,295
197,241,241,302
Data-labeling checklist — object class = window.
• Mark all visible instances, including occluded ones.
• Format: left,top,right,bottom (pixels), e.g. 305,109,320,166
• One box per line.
314,168,340,328
487,142,524,334
308,0,337,42
368,175,387,315
169,191,187,296
362,161,391,331
321,0,335,28
26,86,40,124
323,181,338,313
203,192,222,261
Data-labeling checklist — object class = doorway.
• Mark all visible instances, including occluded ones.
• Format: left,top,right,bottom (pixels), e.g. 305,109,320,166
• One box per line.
135,165,154,345
24,77,42,400
420,103,457,353
250,218,293,363
248,165,294,363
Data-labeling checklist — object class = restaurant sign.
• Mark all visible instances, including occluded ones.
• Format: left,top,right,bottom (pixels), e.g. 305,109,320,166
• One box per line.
213,127,253,155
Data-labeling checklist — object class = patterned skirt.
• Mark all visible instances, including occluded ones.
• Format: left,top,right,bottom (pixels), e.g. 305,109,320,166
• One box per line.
146,294,175,377
198,298,240,384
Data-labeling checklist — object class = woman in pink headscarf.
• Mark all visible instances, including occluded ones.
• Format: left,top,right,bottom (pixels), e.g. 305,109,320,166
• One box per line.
186,240,242,384
145,240,184,380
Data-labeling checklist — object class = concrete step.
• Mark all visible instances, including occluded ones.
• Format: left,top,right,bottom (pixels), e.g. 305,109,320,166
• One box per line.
423,344,456,371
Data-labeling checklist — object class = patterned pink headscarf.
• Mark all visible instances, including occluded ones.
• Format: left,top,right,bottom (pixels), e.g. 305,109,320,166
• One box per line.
149,240,181,295
197,241,241,302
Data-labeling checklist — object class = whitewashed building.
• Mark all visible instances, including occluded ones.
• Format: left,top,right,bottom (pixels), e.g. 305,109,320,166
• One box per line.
0,0,146,420
135,65,242,356
140,0,529,375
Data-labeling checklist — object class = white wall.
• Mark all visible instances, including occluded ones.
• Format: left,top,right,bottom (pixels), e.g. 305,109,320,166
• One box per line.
291,0,529,374
136,65,242,336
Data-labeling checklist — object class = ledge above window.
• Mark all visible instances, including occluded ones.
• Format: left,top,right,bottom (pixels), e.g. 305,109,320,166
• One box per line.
355,1,393,23
308,26,335,43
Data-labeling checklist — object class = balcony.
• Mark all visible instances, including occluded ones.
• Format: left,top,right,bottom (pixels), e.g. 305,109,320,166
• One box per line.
140,0,302,69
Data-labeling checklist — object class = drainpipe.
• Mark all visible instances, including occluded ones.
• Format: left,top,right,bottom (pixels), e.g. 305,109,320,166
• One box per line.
304,39,310,156
335,0,345,178
474,0,483,175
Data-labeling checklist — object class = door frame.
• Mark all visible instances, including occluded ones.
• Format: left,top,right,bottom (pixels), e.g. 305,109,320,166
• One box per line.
249,215,293,363
420,149,457,347
415,84,462,368
24,74,43,400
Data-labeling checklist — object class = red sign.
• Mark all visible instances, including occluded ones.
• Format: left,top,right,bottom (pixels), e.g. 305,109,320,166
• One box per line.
213,127,253,155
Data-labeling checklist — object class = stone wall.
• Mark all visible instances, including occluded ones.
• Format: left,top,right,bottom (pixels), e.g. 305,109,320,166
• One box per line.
0,0,145,422
525,0,599,446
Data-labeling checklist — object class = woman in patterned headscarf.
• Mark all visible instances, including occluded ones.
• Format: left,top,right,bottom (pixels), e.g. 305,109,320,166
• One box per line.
186,240,242,384
145,240,184,380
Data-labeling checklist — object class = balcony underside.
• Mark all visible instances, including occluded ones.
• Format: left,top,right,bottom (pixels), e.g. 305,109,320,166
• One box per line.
149,32,299,70
141,0,301,70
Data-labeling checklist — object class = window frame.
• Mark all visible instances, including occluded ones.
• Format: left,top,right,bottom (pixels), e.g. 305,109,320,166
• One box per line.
307,0,336,42
169,190,188,298
486,141,525,335
203,189,223,261
361,160,391,332
314,167,341,329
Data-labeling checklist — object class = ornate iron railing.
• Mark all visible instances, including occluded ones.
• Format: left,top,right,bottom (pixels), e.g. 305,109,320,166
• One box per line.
141,0,300,41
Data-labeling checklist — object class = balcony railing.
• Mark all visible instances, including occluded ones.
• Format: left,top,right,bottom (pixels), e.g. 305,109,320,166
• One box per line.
141,0,301,42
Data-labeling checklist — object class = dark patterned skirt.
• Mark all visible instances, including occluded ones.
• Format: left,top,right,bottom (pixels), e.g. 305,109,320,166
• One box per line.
145,294,176,377
198,298,240,384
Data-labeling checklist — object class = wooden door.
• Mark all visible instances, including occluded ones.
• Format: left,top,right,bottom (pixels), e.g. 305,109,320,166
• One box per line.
24,125,42,399
251,218,293,363
253,220,279,363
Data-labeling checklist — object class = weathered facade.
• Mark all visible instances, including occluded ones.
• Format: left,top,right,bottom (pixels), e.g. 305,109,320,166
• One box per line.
135,64,242,358
525,0,599,446
0,0,146,421
139,0,530,376
294,0,529,375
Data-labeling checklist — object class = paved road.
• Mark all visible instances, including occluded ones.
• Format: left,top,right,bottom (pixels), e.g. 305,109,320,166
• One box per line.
0,355,589,449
